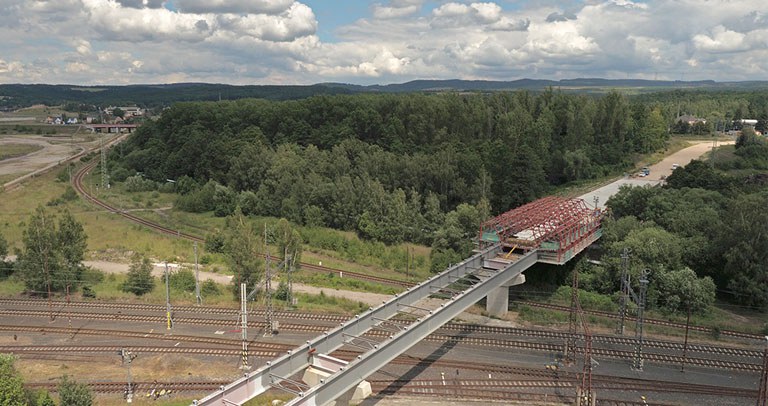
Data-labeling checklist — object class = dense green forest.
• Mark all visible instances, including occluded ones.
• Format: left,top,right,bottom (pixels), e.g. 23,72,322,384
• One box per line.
109,90,768,311
111,91,668,241
0,83,352,111
596,137,768,310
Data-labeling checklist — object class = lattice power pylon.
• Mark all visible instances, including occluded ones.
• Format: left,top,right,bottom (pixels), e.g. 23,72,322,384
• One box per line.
565,267,580,366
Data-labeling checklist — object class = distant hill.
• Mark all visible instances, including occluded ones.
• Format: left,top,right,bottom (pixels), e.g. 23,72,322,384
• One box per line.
321,78,744,92
1,79,767,110
0,83,353,110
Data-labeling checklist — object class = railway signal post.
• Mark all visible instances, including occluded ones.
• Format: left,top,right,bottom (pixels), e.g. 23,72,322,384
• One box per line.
119,348,137,403
164,262,173,331
240,282,250,370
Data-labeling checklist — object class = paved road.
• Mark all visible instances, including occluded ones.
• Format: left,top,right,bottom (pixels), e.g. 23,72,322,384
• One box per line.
579,140,734,208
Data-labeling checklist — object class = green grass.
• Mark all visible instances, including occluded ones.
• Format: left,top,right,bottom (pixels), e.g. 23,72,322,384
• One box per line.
0,143,43,160
293,291,370,314
295,271,401,295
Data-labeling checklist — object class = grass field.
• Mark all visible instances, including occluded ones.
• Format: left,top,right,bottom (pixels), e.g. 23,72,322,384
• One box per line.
0,143,43,160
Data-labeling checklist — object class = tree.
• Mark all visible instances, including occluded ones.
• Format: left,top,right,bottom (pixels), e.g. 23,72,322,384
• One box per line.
112,107,125,119
58,375,93,406
57,210,87,292
0,354,26,406
0,229,10,278
122,254,155,295
16,206,61,295
654,267,716,314
0,229,7,260
223,208,263,296
719,193,768,308
276,218,302,266
16,207,88,295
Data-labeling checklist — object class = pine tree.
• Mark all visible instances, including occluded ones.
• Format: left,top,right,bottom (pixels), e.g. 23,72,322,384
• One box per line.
122,254,155,296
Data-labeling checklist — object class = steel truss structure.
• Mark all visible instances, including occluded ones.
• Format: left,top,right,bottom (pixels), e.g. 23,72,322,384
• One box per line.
193,245,539,406
480,196,604,264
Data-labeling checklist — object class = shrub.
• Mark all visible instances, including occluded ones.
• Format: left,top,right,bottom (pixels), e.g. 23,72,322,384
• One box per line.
121,255,155,296
58,375,93,406
169,269,197,293
81,286,96,298
201,279,221,296
124,175,157,192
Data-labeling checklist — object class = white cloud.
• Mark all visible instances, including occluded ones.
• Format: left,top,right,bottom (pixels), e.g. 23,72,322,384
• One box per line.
218,3,317,42
372,4,420,19
693,26,748,53
1,0,768,84
173,0,294,14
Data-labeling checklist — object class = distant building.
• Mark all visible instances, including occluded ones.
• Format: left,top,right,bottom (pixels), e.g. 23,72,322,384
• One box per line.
676,114,707,125
104,106,144,117
738,119,758,126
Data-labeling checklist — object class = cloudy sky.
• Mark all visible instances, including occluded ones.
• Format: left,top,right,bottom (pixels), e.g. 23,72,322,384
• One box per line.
1,0,767,85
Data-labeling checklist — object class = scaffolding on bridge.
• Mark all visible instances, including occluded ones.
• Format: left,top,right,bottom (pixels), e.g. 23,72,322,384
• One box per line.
479,196,604,264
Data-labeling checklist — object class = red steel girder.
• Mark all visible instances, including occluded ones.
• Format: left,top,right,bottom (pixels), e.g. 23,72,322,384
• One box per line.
482,196,599,249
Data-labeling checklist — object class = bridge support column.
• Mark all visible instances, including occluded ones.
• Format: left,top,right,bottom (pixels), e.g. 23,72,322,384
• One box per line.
302,354,372,405
486,273,525,317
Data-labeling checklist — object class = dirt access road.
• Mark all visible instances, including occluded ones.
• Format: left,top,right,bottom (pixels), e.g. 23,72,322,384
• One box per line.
579,139,734,208
0,135,83,176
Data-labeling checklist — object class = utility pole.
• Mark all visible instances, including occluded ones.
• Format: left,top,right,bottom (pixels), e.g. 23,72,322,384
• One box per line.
100,130,108,189
66,285,72,330
565,268,580,366
632,270,650,371
239,282,249,370
119,349,137,403
264,224,275,337
194,242,201,306
164,262,172,331
681,306,691,372
758,337,768,406
617,248,631,335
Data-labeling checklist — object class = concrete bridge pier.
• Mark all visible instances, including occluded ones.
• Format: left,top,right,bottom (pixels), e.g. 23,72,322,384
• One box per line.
485,273,525,317
302,354,372,406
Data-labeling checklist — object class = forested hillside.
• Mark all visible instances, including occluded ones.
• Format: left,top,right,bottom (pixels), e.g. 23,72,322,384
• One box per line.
112,91,666,241
108,89,768,311
599,136,768,309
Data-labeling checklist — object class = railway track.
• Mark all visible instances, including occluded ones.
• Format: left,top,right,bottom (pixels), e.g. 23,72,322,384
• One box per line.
370,378,757,398
72,160,412,288
0,308,330,333
518,301,764,341
4,317,761,372
72,160,761,342
13,341,757,404
25,380,229,394
4,296,764,365
5,296,762,360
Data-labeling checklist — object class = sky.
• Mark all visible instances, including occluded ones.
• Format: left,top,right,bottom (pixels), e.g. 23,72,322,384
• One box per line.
1,0,767,85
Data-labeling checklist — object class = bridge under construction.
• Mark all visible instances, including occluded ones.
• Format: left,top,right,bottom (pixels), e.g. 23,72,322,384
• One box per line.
194,196,605,406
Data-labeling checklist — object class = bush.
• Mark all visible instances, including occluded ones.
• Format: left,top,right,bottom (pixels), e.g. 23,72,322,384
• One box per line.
169,269,197,293
121,255,155,296
201,279,221,296
124,175,157,192
81,286,96,298
61,186,78,201
275,281,291,302
58,375,93,406
80,267,105,286
56,168,70,183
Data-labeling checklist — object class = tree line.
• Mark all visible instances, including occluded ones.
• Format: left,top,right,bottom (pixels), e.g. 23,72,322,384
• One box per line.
594,134,768,312
111,91,669,247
